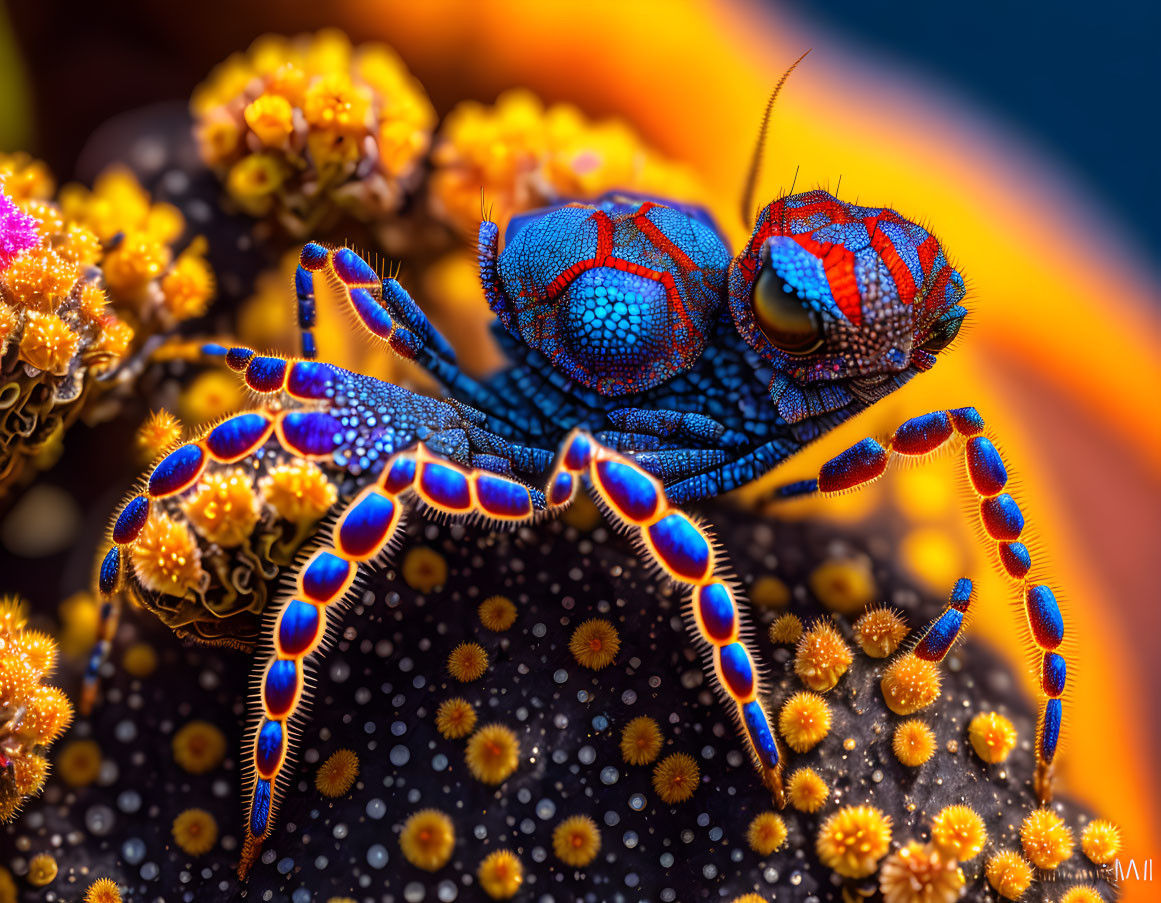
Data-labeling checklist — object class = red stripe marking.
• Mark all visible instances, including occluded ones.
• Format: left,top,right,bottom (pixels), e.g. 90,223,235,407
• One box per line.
632,202,697,272
866,216,917,306
795,235,863,326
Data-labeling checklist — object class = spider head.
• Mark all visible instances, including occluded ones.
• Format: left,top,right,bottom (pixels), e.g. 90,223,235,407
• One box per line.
729,190,966,423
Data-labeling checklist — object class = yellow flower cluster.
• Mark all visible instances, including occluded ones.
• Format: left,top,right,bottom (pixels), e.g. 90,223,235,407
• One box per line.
0,155,213,493
430,89,705,238
191,29,435,231
0,597,73,821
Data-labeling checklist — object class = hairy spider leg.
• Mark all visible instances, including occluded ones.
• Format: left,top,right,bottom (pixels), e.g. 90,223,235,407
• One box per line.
83,353,352,712
236,429,782,877
813,407,1068,802
298,241,460,366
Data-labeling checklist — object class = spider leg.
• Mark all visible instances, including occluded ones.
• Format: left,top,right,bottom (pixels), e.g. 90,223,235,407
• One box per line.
239,428,784,876
84,354,360,713
814,407,1067,802
551,431,786,806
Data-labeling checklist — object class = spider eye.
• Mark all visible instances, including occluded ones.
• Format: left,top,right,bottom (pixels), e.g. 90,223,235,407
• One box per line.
919,313,964,352
752,266,824,355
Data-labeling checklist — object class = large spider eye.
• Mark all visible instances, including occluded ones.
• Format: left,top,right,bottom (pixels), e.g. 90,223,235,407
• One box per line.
919,313,964,352
752,266,824,355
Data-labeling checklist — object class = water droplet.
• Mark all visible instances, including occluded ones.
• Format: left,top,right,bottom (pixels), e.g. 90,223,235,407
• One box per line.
367,844,389,868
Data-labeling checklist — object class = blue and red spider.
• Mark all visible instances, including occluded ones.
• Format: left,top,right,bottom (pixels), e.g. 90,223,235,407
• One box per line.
86,90,1068,877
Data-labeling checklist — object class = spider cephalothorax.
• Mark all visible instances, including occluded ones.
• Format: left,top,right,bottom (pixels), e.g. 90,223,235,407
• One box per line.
728,190,967,424
485,196,730,395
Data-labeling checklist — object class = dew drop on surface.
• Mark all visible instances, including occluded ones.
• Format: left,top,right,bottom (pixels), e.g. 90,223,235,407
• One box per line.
292,889,311,903
629,793,646,811
330,660,350,682
367,843,389,868
536,799,556,820
621,689,637,705
521,818,536,834
390,744,410,766
277,858,293,874
437,880,458,901
702,864,718,879
872,769,884,783
661,891,676,902
592,714,609,731
764,867,780,884
333,823,348,839
117,790,142,813
604,810,621,827
709,827,723,841
532,623,547,637
553,669,568,684
578,745,596,765
660,852,674,867
600,766,619,785
114,720,137,742
431,753,448,771
625,873,640,887
84,805,115,836
474,824,487,840
366,798,386,819
314,855,328,870
622,831,639,848
553,713,569,729
140,862,159,880
403,881,425,901
121,838,146,865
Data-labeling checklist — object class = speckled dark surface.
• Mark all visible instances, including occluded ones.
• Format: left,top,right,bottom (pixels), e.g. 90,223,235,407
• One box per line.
2,504,1115,902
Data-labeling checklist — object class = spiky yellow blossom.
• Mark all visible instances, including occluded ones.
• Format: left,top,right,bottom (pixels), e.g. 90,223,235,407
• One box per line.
985,851,1034,900
56,739,101,787
552,815,601,867
1059,887,1104,903
4,246,76,310
172,720,226,774
244,93,296,147
747,811,788,855
172,807,218,855
0,302,16,351
435,697,477,739
569,618,620,670
809,556,876,614
892,719,937,767
260,459,337,524
102,232,170,296
619,715,663,765
779,691,832,753
816,805,893,879
132,511,204,596
77,282,108,319
135,410,182,462
84,877,122,903
478,595,517,631
193,31,435,231
0,152,54,200
730,897,765,903
854,606,909,658
794,620,852,692
179,370,245,428
1020,808,1074,869
881,653,941,715
932,804,988,861
968,711,1017,764
477,849,523,899
786,767,829,813
879,842,963,903
160,247,215,320
18,311,78,375
316,748,359,797
1080,819,1121,865
430,88,703,238
184,468,260,547
399,809,455,871
652,752,700,804
26,853,57,886
402,546,448,592
0,605,72,820
750,575,790,608
447,642,488,682
466,723,520,784
768,612,803,645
